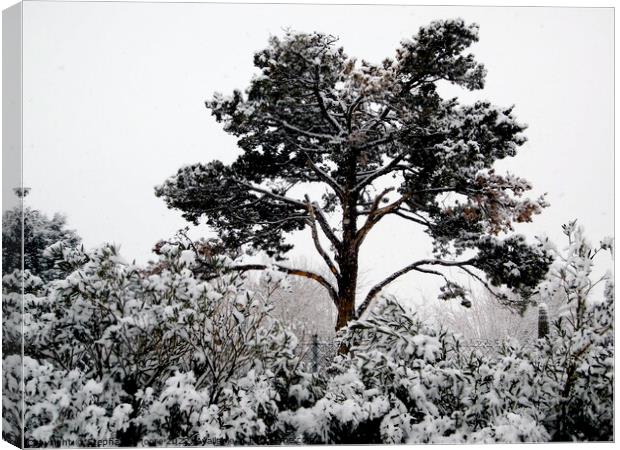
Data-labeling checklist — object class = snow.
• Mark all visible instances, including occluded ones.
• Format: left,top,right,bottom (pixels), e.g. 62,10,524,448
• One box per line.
82,379,104,396
3,217,613,445
179,249,196,267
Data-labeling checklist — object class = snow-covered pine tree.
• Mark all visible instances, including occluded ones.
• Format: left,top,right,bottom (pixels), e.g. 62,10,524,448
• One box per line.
156,20,551,332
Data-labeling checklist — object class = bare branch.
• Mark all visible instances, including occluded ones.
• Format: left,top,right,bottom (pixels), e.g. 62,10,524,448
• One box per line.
391,210,428,226
357,257,477,317
372,193,411,218
457,265,503,300
311,202,342,250
355,188,395,248
302,152,345,200
355,192,413,249
225,263,338,305
305,195,340,278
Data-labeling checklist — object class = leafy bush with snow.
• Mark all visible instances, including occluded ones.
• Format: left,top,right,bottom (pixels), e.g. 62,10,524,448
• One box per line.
280,224,613,443
280,298,552,444
3,242,317,446
3,223,612,445
531,222,614,440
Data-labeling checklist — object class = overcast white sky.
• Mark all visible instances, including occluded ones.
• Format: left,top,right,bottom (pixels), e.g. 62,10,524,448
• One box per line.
21,1,613,301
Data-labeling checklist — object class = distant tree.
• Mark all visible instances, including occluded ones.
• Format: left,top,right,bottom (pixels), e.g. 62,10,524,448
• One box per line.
2,205,81,281
419,285,565,345
156,20,551,332
252,263,338,341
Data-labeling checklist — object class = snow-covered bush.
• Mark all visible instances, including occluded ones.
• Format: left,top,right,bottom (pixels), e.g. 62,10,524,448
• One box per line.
2,354,24,447
280,298,550,444
531,222,614,440
3,223,612,445
3,269,47,446
280,224,613,444
4,242,314,446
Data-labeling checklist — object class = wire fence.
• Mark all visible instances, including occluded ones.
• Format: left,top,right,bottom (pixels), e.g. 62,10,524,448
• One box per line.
296,335,534,372
298,335,338,372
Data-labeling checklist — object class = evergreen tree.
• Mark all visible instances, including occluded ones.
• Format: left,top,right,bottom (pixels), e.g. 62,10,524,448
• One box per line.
2,205,81,281
157,20,551,331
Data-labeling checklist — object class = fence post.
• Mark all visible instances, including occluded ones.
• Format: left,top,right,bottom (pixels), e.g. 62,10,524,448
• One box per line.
312,333,319,372
538,303,549,339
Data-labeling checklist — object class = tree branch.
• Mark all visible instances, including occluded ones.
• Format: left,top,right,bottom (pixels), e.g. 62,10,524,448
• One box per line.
311,202,341,250
236,180,307,209
346,95,364,132
302,152,344,200
391,210,428,226
305,195,340,279
225,263,338,305
457,265,506,302
236,178,341,252
372,193,411,218
364,105,393,132
357,257,477,317
355,188,394,248
275,118,336,141
355,133,396,152
313,66,343,133
354,152,407,191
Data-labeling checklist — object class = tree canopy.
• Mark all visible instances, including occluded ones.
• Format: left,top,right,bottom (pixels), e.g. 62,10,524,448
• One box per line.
2,205,81,282
156,19,551,330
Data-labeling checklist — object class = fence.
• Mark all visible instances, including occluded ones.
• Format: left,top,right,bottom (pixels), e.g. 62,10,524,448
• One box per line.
296,335,535,372
297,335,338,372
295,303,550,372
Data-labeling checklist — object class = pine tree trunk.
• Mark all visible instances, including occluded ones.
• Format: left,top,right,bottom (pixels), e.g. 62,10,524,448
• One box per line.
334,147,360,351
334,192,359,353
335,298,356,330
335,187,359,327
335,245,358,331
335,285,356,353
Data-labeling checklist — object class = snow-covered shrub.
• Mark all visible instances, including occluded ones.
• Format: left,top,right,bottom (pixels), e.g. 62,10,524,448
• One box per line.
281,223,613,443
463,224,614,441
2,353,24,447
3,223,612,445
530,222,614,441
281,298,550,444
4,242,314,446
2,269,47,446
